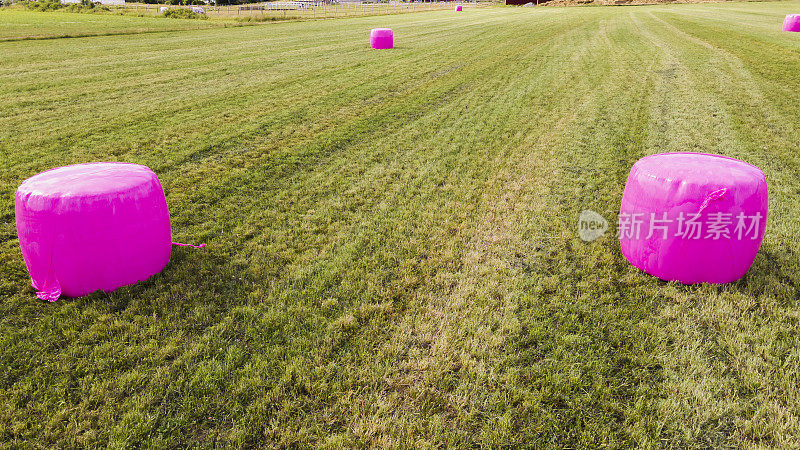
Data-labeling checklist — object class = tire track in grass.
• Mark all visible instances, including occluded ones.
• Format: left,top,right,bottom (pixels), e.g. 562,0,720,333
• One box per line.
341,11,666,447
632,11,768,447
338,19,616,446
497,14,663,447
631,9,800,447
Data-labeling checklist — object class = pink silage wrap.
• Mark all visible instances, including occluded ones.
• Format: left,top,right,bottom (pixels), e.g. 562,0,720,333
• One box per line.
15,163,172,301
783,14,800,32
619,153,768,284
370,28,393,49
455,5,462,11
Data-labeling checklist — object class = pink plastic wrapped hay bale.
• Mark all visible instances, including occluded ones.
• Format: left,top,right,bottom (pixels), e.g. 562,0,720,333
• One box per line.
619,153,768,284
15,162,172,301
370,28,393,49
783,14,800,32
455,5,462,11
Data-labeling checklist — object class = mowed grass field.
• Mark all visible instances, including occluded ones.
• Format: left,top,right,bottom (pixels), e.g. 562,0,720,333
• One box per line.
0,9,228,41
2,2,800,447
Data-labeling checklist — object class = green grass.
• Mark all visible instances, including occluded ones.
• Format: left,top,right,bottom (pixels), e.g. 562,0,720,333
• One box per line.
0,9,227,40
2,2,800,446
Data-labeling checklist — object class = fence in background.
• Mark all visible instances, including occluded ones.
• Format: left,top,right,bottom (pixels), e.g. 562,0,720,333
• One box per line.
116,1,481,20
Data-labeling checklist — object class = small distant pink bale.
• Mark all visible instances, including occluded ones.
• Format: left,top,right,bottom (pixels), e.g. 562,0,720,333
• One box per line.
783,14,800,32
15,162,172,301
619,153,768,284
455,5,462,11
370,28,393,49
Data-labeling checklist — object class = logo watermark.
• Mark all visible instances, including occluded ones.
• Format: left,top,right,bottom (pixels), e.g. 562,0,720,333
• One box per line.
578,210,763,242
578,210,609,242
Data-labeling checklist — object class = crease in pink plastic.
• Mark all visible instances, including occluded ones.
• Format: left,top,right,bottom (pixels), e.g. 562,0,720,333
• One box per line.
619,152,768,285
696,188,728,214
15,162,173,301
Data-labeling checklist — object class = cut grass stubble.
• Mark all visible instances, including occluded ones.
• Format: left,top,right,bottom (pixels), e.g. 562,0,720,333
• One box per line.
1,3,800,447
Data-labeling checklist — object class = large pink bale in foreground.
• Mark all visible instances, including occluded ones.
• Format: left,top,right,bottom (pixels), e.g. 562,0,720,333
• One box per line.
370,28,393,49
784,14,800,31
15,162,172,301
619,153,768,284
455,5,462,11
